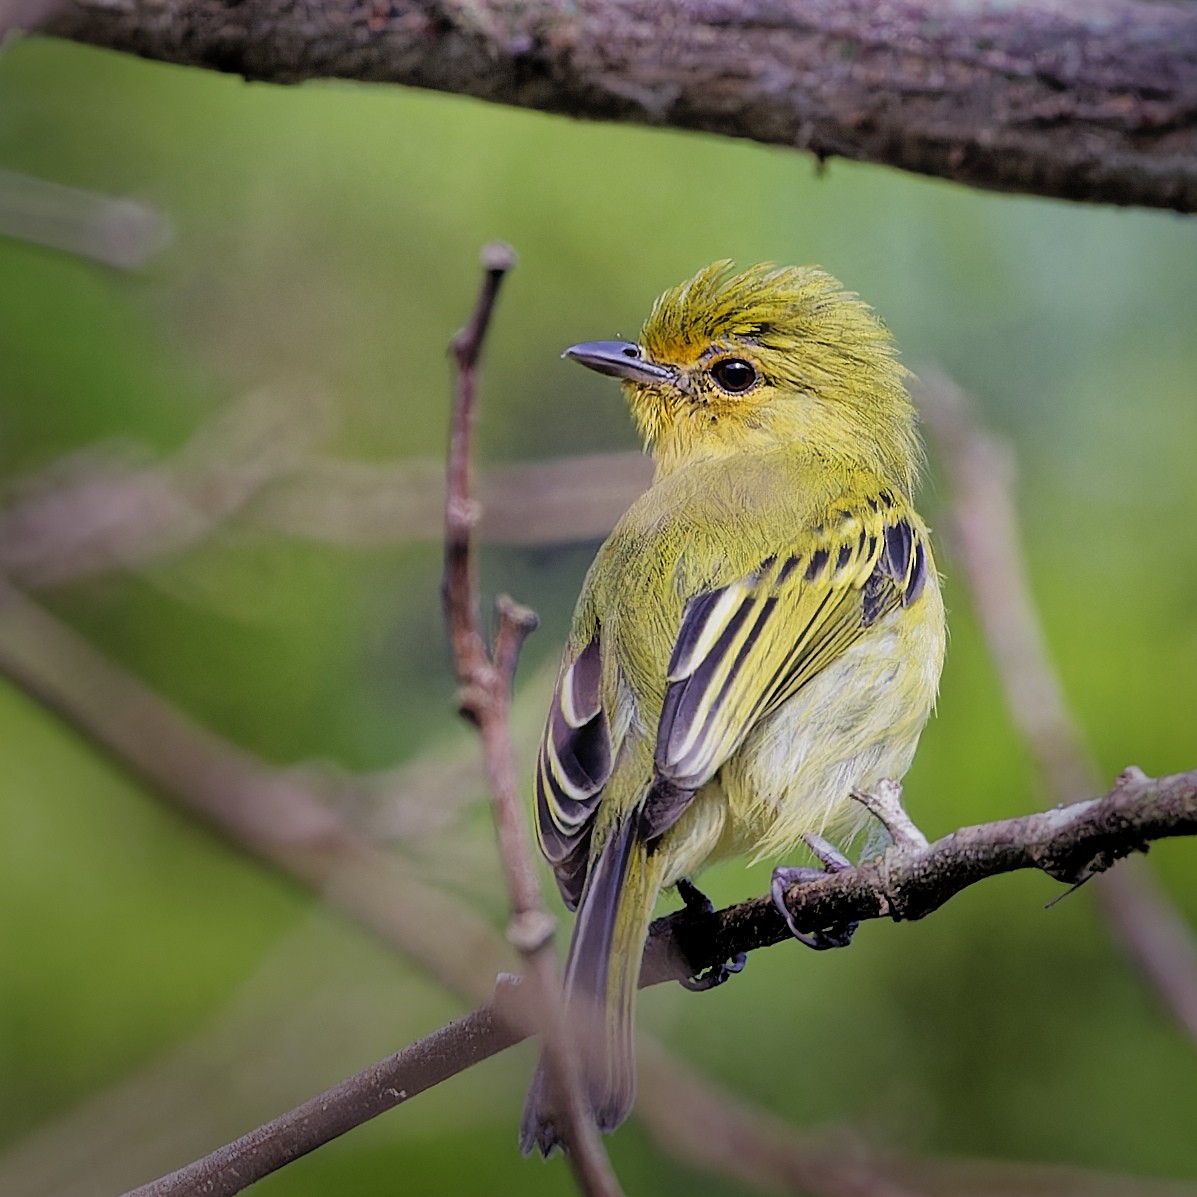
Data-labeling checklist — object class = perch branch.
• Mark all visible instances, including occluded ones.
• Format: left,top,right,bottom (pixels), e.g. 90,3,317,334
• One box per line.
440,244,621,1195
39,0,1197,213
642,767,1197,985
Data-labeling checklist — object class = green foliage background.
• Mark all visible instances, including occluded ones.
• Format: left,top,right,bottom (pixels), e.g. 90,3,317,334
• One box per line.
1,34,1196,1196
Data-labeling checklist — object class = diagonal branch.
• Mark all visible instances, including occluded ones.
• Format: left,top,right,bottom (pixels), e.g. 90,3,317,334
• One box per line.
119,984,529,1197
918,370,1197,1048
40,0,1197,213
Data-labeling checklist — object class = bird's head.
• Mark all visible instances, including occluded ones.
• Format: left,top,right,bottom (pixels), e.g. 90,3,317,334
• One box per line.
564,260,921,492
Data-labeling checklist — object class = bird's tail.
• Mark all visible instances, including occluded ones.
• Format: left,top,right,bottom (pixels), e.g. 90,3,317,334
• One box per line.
519,815,662,1156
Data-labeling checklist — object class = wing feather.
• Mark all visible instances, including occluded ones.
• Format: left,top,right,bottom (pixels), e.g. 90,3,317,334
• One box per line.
651,509,931,822
535,636,612,909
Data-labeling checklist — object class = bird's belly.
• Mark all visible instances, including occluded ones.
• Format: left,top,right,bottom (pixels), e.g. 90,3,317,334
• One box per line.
659,604,942,884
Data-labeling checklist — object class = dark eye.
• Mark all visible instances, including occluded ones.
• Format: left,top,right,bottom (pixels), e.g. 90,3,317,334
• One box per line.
710,358,758,394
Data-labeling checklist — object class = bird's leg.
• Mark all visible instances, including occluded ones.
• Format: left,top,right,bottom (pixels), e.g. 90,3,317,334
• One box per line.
850,779,929,850
674,876,747,992
770,834,859,950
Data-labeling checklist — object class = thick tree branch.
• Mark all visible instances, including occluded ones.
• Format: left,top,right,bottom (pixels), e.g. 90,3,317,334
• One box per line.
38,0,1197,213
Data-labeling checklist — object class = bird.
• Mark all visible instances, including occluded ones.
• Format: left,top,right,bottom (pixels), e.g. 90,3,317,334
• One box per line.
519,260,946,1156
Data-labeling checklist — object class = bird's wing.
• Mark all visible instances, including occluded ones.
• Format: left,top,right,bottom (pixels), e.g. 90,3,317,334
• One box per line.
535,636,613,910
639,502,930,841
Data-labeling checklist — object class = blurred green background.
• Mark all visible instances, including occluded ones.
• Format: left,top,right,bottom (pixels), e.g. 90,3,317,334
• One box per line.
1,32,1196,1197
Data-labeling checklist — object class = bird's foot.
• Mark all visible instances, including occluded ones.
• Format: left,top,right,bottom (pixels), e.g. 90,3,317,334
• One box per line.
675,876,747,991
770,835,858,950
850,779,928,851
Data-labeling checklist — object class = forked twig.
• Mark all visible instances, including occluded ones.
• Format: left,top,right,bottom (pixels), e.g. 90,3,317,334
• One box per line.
440,243,622,1196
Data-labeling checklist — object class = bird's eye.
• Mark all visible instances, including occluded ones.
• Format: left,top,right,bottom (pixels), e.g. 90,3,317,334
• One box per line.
709,358,758,394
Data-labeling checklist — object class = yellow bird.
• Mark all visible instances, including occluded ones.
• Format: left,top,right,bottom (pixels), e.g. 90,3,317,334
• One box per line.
520,261,946,1155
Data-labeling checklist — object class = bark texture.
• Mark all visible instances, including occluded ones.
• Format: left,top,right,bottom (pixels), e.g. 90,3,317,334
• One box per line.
39,0,1197,212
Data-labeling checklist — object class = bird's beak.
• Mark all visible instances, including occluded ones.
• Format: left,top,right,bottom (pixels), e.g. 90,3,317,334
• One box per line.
562,340,676,386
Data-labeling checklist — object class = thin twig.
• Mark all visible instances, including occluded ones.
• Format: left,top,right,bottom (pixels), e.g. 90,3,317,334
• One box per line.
440,243,622,1196
918,369,1197,1046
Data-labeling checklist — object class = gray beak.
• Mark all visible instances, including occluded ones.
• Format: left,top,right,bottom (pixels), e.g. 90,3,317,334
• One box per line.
562,340,675,386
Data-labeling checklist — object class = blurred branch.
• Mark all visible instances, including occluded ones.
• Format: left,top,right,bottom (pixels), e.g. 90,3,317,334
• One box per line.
255,451,650,548
0,574,511,1002
40,0,1197,213
0,169,171,268
0,387,333,589
441,243,621,1194
639,1037,1197,1197
918,370,1197,1048
0,436,649,590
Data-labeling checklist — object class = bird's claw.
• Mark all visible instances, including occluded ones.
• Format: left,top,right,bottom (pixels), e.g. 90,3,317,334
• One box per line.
679,951,747,991
675,877,748,991
770,852,859,951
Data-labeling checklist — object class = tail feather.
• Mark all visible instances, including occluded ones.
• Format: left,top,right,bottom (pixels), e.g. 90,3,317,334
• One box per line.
520,816,662,1155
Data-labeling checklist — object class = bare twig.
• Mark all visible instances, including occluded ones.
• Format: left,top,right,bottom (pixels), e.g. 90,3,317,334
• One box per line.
44,0,1197,213
918,370,1197,1046
440,243,622,1196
